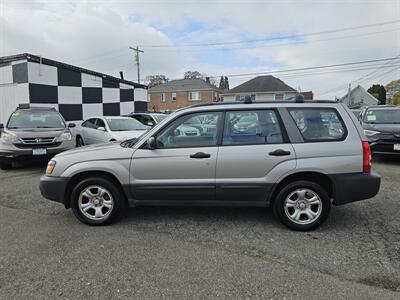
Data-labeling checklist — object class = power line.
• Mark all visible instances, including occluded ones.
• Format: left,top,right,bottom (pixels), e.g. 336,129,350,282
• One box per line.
139,20,400,48
203,56,400,79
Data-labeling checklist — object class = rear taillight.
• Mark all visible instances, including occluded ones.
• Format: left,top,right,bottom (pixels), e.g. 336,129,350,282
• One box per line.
362,141,371,173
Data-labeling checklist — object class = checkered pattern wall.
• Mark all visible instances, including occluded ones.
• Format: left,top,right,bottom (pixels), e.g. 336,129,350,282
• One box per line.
0,59,147,122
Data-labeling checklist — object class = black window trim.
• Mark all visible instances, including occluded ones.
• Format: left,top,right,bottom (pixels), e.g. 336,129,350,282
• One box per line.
287,107,348,143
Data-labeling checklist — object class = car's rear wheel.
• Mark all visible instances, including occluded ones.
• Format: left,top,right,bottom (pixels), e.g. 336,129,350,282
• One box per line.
70,177,125,225
273,180,331,231
76,136,84,147
0,160,12,170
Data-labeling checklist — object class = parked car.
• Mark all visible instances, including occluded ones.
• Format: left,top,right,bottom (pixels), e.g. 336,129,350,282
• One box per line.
0,104,75,170
125,112,199,136
124,112,167,127
40,100,380,231
75,116,149,146
360,106,400,154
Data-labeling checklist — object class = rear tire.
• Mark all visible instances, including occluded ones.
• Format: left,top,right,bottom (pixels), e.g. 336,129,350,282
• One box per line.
273,180,331,231
0,160,12,170
76,136,84,147
70,176,125,225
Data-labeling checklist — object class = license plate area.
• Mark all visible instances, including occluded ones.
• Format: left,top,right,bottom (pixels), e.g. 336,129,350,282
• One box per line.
394,144,400,151
33,148,47,155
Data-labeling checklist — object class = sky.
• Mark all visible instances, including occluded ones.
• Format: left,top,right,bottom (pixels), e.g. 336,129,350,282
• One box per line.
0,0,399,99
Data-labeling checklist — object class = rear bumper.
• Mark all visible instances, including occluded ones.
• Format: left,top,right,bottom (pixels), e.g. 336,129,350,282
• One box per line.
329,172,381,205
39,175,70,205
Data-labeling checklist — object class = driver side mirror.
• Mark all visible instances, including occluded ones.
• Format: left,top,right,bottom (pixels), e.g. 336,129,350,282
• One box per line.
0,123,4,131
68,123,76,128
147,137,157,149
97,126,106,131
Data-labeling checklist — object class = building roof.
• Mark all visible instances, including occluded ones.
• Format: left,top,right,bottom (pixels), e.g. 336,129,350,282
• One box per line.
0,53,146,89
223,75,296,94
340,85,379,108
149,78,221,93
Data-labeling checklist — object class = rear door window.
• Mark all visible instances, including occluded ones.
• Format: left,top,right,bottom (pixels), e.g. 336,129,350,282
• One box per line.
289,108,346,142
222,110,284,145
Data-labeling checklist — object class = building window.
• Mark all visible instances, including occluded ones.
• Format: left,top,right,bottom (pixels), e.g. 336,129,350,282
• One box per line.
172,92,177,102
235,94,255,102
188,91,201,101
161,93,165,102
275,93,285,100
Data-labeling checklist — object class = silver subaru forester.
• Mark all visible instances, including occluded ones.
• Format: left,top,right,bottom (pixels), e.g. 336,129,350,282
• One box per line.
40,99,381,231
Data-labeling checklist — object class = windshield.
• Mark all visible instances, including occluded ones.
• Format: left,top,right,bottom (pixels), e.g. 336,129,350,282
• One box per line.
364,109,400,124
152,114,167,123
105,118,148,131
7,110,65,129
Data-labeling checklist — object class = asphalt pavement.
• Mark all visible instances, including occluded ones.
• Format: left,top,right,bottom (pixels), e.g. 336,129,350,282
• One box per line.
0,156,399,299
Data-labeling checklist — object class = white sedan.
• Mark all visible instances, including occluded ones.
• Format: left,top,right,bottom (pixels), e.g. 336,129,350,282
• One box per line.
75,116,149,146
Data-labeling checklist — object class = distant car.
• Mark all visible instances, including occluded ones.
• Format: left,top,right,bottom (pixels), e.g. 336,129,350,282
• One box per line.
126,112,200,136
124,113,167,127
360,106,400,154
75,116,149,146
0,104,75,170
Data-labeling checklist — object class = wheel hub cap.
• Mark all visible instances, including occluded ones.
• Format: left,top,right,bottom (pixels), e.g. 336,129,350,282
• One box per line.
284,188,322,225
78,185,114,221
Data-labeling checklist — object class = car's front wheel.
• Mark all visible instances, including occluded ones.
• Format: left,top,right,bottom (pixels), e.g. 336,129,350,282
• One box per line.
0,160,12,170
76,136,85,147
70,176,125,225
273,180,331,231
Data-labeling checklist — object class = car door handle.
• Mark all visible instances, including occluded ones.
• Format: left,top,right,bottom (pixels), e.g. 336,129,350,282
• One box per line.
269,149,291,156
190,152,211,159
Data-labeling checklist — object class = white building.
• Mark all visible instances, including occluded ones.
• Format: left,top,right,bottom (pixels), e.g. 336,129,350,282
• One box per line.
340,85,379,108
0,53,148,123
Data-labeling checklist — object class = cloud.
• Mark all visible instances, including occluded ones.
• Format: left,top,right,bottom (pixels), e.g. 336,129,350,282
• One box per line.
1,0,399,98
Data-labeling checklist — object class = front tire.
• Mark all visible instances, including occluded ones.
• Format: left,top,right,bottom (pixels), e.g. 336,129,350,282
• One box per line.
70,177,125,225
76,136,84,147
0,160,12,170
273,180,331,231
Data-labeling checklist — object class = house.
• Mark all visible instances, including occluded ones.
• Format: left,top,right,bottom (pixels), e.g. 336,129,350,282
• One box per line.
340,85,379,108
221,75,297,101
0,53,147,123
148,78,222,112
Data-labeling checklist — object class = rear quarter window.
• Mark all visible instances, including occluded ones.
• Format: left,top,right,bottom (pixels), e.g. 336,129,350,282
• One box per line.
289,108,347,142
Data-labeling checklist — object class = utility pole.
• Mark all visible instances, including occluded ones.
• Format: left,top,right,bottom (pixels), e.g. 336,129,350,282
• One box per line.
129,46,144,84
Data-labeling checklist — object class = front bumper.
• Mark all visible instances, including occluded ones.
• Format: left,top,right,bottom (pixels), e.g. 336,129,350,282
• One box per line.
0,141,74,161
39,175,70,206
369,141,400,155
329,172,381,205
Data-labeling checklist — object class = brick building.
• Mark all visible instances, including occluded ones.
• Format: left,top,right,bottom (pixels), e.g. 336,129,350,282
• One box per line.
148,78,222,112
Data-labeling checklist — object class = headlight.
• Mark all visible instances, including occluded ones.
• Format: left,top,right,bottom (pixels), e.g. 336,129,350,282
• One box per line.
46,160,56,175
55,131,72,142
363,130,380,137
0,132,21,144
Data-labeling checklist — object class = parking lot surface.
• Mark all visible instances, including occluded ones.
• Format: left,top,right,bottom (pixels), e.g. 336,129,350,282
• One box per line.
0,157,399,299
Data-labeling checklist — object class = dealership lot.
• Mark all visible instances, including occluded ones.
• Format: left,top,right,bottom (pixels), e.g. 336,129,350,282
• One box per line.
0,157,399,299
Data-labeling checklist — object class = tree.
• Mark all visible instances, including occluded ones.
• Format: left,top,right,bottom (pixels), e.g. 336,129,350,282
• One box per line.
218,76,225,90
393,91,400,106
184,70,205,79
224,76,230,90
367,84,386,105
145,74,168,88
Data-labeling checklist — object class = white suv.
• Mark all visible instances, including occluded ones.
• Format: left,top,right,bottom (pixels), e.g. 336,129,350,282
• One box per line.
40,99,381,231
